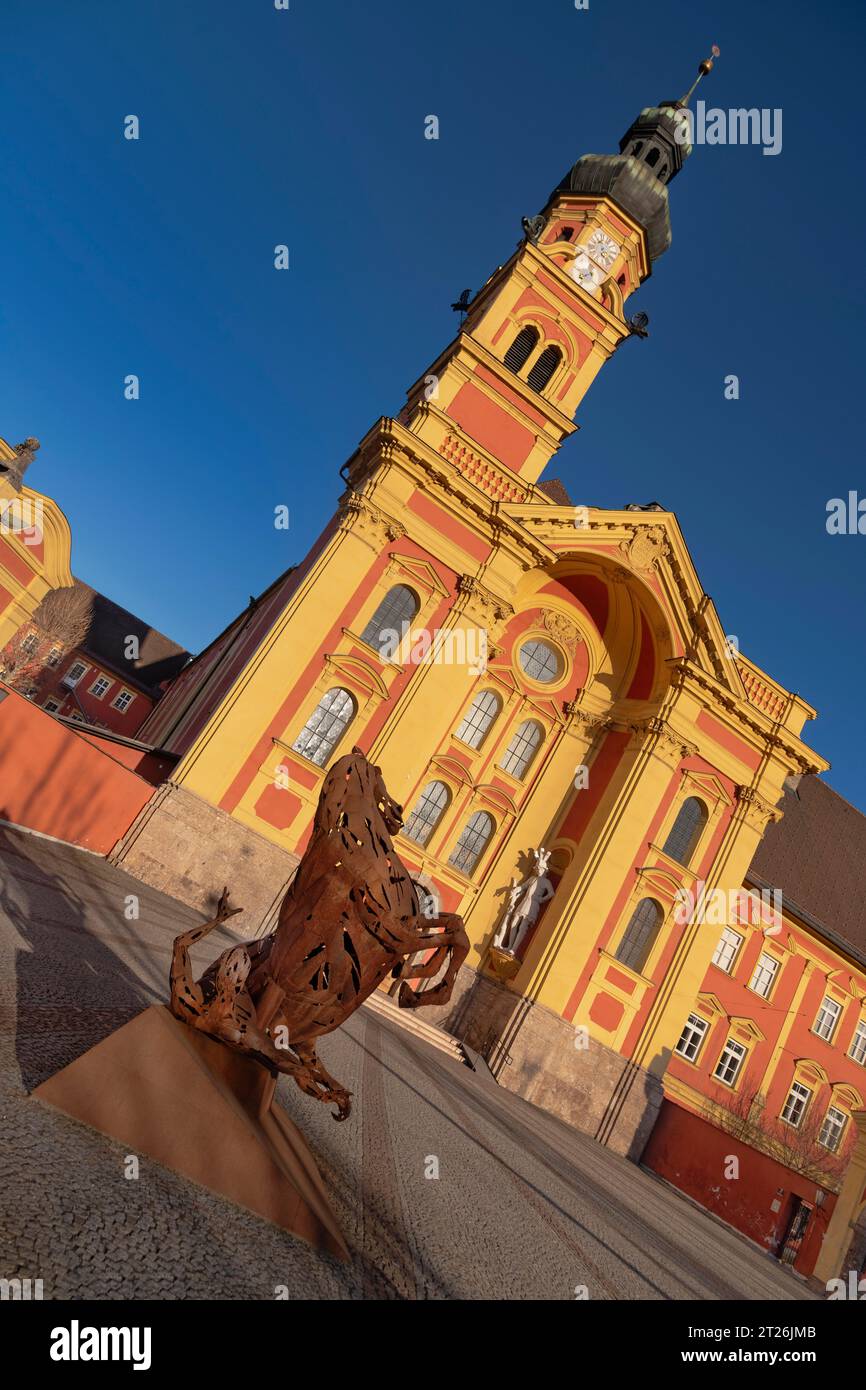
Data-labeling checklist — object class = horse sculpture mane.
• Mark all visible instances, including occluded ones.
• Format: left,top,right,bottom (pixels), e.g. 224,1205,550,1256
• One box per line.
169,747,469,1119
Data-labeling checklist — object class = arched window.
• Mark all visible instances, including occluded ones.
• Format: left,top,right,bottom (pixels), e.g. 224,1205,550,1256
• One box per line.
615,898,663,974
360,584,419,656
448,811,495,876
662,797,708,866
500,720,543,779
527,345,562,393
291,686,356,766
503,326,539,374
560,226,574,241
518,639,561,684
455,690,501,749
646,147,660,168
403,780,450,847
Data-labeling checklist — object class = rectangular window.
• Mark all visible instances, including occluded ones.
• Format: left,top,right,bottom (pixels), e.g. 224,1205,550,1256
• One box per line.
712,927,743,975
43,699,61,714
46,646,62,668
112,689,135,713
749,952,780,999
89,676,111,700
64,661,88,686
849,1019,866,1067
814,996,842,1042
21,631,39,655
713,1038,747,1087
819,1106,848,1153
675,1013,709,1063
781,1081,812,1128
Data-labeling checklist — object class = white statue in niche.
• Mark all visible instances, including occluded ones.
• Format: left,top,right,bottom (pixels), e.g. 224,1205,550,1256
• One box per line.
493,848,555,958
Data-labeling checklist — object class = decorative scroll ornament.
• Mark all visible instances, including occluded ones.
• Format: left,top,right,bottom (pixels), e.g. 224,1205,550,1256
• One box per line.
339,492,406,547
456,574,514,630
544,609,582,652
629,715,698,761
736,784,784,829
620,524,669,572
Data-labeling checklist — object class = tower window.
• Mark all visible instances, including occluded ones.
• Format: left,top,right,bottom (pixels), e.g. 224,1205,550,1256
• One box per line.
403,780,450,847
448,810,495,876
615,898,663,974
560,226,574,241
360,584,419,657
661,797,708,867
645,148,660,168
455,690,501,749
503,326,539,375
631,141,643,155
292,686,356,766
527,345,562,394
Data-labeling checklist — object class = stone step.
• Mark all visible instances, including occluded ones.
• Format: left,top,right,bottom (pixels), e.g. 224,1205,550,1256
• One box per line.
362,988,468,1066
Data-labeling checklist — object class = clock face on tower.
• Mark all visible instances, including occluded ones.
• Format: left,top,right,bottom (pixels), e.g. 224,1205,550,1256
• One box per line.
570,252,604,296
584,229,621,270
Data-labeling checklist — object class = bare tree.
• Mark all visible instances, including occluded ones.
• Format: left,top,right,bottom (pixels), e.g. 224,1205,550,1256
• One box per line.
715,1083,852,1191
0,585,92,695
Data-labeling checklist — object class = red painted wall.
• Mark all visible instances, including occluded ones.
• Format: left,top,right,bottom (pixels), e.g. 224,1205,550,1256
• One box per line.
0,683,155,854
644,1099,835,1277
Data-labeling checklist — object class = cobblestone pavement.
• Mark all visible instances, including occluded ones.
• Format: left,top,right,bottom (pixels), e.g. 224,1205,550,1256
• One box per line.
0,824,818,1301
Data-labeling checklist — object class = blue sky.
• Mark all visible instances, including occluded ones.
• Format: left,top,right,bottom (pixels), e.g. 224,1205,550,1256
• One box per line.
4,1,865,802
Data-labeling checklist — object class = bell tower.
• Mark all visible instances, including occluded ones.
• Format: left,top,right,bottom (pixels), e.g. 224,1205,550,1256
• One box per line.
398,50,719,495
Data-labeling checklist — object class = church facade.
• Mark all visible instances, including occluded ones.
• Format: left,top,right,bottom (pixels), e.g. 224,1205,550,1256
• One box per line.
107,70,865,1282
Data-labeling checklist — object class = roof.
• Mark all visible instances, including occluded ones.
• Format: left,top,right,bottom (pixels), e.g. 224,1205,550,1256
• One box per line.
72,579,190,696
747,776,866,962
538,478,572,506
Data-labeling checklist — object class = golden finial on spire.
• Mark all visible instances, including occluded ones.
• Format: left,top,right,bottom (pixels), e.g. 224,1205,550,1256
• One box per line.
679,45,720,107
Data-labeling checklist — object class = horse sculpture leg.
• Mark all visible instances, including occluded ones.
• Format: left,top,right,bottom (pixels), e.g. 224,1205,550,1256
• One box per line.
395,913,469,1011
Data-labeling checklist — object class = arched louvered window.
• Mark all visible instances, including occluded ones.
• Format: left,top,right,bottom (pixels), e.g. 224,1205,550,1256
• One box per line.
615,898,663,974
360,584,419,656
499,720,543,779
291,687,356,767
448,811,495,876
662,797,708,867
403,780,450,847
455,690,501,749
503,326,539,375
527,345,562,393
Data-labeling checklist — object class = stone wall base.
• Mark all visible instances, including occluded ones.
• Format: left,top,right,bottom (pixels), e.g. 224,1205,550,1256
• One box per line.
411,962,663,1160
109,783,300,936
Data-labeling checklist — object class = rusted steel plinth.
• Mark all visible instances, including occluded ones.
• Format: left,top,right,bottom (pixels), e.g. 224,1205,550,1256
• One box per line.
33,1004,349,1261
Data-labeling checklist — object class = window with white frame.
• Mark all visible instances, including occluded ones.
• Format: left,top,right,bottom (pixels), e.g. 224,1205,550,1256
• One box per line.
21,631,39,655
46,646,62,668
65,661,88,686
849,1018,866,1067
454,690,500,750
499,720,543,779
749,952,780,999
814,996,842,1042
43,699,61,714
819,1105,848,1153
403,781,450,847
675,1013,709,1063
712,927,743,975
781,1081,812,1127
112,689,135,713
291,687,356,767
448,811,494,876
89,675,112,699
713,1038,747,1087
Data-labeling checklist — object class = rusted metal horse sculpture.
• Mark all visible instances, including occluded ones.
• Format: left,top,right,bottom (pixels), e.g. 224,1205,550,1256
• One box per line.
169,747,469,1120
